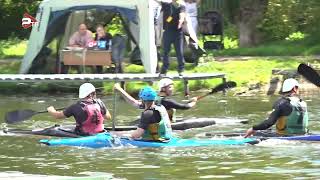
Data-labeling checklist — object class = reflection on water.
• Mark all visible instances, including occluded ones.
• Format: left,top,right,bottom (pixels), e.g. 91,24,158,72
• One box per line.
0,93,319,179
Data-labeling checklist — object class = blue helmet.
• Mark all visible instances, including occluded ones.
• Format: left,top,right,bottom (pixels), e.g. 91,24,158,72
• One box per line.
139,86,157,101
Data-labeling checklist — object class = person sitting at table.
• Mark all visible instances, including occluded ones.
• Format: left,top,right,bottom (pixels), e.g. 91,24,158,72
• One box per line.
69,23,94,48
95,24,112,50
94,25,113,73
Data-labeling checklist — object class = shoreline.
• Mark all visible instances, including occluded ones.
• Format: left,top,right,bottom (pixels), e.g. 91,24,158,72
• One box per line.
0,57,319,96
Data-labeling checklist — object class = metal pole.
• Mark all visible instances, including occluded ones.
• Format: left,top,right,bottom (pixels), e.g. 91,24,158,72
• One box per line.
112,84,117,131
222,77,227,95
184,79,190,97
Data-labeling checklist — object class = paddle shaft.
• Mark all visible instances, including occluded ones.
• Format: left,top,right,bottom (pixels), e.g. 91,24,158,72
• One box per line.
196,92,212,101
185,87,228,103
181,93,211,103
38,107,65,114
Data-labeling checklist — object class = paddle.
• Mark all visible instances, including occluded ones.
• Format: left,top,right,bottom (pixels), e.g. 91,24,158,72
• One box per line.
297,63,320,87
185,81,237,103
5,107,65,124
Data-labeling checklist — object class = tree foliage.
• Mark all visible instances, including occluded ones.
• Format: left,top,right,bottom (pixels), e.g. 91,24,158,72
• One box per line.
260,0,320,41
0,0,40,39
1,0,320,46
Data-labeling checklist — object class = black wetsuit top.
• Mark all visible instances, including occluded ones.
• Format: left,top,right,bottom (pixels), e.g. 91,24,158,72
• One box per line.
161,2,186,31
160,97,191,110
252,96,293,131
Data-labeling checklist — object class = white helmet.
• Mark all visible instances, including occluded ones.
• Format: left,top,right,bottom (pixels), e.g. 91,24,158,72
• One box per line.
158,78,174,91
282,78,299,92
79,83,96,98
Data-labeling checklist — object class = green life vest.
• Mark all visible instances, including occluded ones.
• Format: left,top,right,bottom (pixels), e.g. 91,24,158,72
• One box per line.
276,97,309,135
142,105,173,141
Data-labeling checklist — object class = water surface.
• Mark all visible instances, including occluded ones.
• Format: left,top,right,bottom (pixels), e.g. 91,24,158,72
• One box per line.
0,92,319,179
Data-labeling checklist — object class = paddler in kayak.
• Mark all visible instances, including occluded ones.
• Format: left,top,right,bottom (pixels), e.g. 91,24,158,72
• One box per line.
114,78,198,122
112,86,172,141
47,83,112,136
244,78,309,138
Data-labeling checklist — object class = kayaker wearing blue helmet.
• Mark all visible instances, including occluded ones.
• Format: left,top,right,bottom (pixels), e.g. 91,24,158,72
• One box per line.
245,78,309,137
114,78,197,123
112,86,172,141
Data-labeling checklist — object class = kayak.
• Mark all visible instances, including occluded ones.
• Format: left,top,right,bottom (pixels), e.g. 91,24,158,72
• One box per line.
108,118,248,131
39,132,259,148
4,118,249,137
108,118,219,131
205,131,320,142
4,125,80,137
273,134,320,141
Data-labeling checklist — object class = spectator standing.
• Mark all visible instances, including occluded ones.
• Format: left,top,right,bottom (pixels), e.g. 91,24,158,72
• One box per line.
185,0,200,34
160,0,186,76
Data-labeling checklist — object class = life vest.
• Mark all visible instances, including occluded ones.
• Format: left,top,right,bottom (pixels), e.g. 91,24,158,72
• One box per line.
77,100,105,135
159,97,176,123
276,97,309,135
142,105,172,141
167,108,177,123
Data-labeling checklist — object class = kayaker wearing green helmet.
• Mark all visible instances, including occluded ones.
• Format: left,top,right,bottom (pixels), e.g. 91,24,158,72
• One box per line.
47,83,112,136
112,86,172,141
114,78,197,123
245,78,309,138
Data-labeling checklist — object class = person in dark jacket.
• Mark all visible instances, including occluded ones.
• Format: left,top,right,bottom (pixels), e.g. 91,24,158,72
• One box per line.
159,0,186,76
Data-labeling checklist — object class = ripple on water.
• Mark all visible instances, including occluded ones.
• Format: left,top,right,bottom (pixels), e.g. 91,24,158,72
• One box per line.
116,165,160,169
219,161,244,165
200,175,234,179
197,166,218,170
0,171,123,180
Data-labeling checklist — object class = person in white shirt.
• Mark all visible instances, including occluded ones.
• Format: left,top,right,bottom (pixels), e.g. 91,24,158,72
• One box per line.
185,0,201,34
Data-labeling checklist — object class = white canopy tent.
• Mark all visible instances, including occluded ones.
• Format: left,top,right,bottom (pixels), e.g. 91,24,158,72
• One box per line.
19,0,158,74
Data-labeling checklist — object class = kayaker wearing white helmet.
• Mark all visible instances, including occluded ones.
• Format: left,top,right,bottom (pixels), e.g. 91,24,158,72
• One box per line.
245,78,309,138
47,83,112,136
113,78,197,123
158,78,197,122
112,86,172,141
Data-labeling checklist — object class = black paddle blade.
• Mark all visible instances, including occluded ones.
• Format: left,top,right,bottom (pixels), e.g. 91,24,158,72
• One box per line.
298,63,320,87
5,110,37,124
211,81,237,93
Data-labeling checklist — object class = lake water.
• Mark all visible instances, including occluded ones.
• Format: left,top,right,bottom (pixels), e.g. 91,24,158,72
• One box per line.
0,91,319,179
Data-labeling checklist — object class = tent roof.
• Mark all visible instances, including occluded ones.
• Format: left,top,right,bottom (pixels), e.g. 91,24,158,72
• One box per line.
40,0,139,9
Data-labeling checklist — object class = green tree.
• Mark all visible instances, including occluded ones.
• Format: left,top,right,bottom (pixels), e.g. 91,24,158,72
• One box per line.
0,0,40,39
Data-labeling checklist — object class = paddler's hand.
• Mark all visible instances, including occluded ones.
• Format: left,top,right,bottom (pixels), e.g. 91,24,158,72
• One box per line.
113,83,122,91
244,128,255,138
47,106,56,113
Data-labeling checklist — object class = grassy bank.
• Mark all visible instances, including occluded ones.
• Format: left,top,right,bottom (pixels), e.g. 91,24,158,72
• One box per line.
0,57,318,95
106,57,318,95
